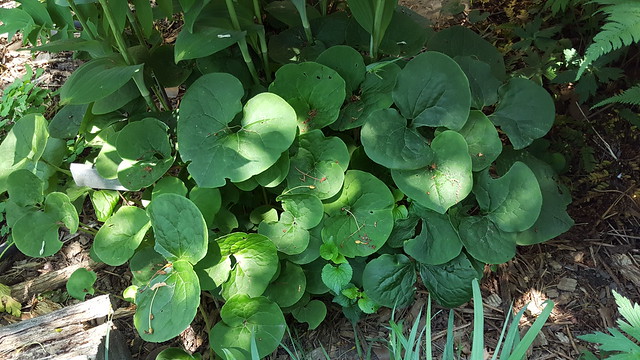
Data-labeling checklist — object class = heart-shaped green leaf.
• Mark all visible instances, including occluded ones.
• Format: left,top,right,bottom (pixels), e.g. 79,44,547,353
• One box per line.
255,151,290,188
457,111,502,172
147,193,208,264
316,45,366,95
258,213,310,255
134,260,200,342
363,254,416,308
66,268,97,300
291,299,327,330
116,117,174,191
179,73,298,188
60,57,142,105
361,108,433,170
303,258,330,294
474,161,542,232
188,186,222,228
392,131,472,214
152,177,188,199
321,262,353,293
7,169,43,207
489,78,555,150
286,220,323,265
12,192,78,257
95,129,121,180
280,194,324,229
269,62,346,132
216,233,279,299
90,190,119,222
210,295,285,360
93,206,151,266
0,114,48,193
393,51,470,130
455,56,501,109
323,170,395,257
404,209,463,265
459,216,517,264
130,246,165,286
194,239,232,291
264,261,306,307
419,252,482,308
285,129,350,200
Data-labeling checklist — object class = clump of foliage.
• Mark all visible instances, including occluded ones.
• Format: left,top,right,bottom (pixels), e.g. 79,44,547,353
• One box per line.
0,65,52,129
0,0,572,358
579,290,640,359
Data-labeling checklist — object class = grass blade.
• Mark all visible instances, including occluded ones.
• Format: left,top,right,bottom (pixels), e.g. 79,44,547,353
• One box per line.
443,309,456,360
507,300,554,360
471,278,484,360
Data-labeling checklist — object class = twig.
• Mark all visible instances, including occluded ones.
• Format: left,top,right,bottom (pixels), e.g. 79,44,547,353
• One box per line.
575,101,618,160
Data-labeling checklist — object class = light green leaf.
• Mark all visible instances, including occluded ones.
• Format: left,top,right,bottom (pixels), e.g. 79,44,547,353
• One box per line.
116,118,174,191
90,190,119,222
188,187,221,228
321,262,353,293
279,194,324,229
95,129,121,180
156,348,202,360
147,194,208,264
459,216,517,264
210,295,285,360
60,57,143,105
175,26,245,62
392,131,472,214
66,268,97,300
489,78,555,150
179,73,297,188
457,111,502,172
48,104,88,139
7,169,43,207
404,209,462,265
258,214,310,255
291,300,326,330
269,62,346,132
361,108,433,170
129,246,165,286
194,239,231,291
0,114,48,193
362,254,416,308
474,161,542,232
419,252,482,308
134,260,200,342
0,8,34,41
152,177,188,199
323,170,395,257
94,206,151,266
285,129,350,200
286,220,323,265
316,45,366,95
255,151,290,188
216,233,279,299
264,261,306,307
392,51,470,130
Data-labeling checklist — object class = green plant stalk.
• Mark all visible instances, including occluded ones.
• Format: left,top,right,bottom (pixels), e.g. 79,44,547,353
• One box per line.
371,0,385,59
224,0,260,85
250,0,272,82
320,0,328,16
97,0,159,112
125,7,147,47
67,0,97,40
198,303,212,332
0,240,14,261
41,159,72,176
292,0,313,43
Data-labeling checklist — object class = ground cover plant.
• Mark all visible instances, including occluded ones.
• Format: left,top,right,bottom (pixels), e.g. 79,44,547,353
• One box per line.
0,0,574,358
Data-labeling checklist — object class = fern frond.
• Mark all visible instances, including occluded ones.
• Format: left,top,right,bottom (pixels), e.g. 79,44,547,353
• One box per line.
592,83,640,108
576,0,640,79
544,0,587,15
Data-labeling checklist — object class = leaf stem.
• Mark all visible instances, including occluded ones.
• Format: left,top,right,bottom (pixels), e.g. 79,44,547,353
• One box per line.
224,0,260,85
67,0,97,40
78,222,98,235
371,0,385,59
198,303,212,332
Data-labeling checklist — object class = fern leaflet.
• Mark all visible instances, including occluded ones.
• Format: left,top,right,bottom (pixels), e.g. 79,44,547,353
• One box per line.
592,83,640,108
577,0,640,79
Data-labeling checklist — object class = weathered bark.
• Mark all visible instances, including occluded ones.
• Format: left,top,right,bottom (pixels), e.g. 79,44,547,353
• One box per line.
0,295,132,360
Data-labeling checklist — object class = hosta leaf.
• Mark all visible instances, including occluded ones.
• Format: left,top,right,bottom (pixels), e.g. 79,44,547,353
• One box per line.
321,262,353,293
392,131,472,214
457,111,502,172
66,268,97,301
419,252,482,308
454,56,501,109
333,62,399,131
0,114,48,193
269,62,346,132
210,295,285,360
148,45,192,88
147,194,208,264
379,9,429,57
216,233,278,299
346,0,396,34
489,78,555,150
459,216,517,264
264,261,306,307
116,118,174,190
175,26,245,62
285,129,350,200
60,57,142,105
92,80,139,115
323,170,395,257
474,161,542,232
179,73,297,188
316,45,366,95
12,192,78,257
362,254,416,308
361,108,433,170
291,300,327,330
428,26,506,81
393,51,470,130
93,206,151,266
134,260,200,342
404,209,463,265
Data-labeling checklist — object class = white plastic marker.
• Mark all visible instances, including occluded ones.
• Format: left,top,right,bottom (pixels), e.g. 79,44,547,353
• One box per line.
70,163,128,190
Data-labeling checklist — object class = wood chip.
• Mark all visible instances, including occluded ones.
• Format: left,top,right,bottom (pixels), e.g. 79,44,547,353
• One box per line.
557,278,578,292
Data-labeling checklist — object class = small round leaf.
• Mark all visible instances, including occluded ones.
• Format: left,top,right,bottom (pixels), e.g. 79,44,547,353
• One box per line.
93,206,151,266
66,268,97,301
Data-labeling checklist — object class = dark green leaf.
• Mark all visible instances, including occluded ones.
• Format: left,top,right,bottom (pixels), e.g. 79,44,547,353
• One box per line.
291,300,326,330
457,111,502,172
66,268,96,300
362,254,416,308
316,45,366,95
94,206,151,266
7,169,43,207
419,252,481,308
264,261,306,307
175,26,245,62
404,210,462,265
48,104,88,139
459,216,517,264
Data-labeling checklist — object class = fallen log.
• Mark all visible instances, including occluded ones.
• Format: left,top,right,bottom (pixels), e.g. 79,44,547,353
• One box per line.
0,295,132,360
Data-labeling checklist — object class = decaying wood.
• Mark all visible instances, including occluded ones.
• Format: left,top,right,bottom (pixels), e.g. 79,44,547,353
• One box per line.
611,254,640,288
0,295,132,360
10,259,105,303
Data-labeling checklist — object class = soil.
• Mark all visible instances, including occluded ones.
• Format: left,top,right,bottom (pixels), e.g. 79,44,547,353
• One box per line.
1,0,639,359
